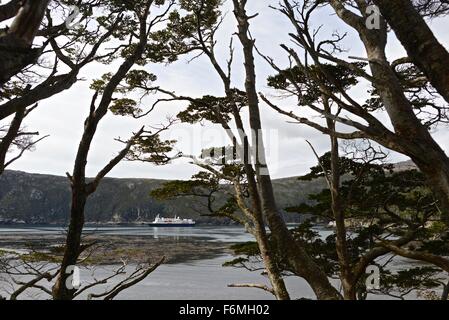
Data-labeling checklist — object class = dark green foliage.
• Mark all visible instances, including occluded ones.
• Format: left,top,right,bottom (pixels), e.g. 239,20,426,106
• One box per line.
150,172,218,200
177,89,248,124
287,153,448,298
128,134,176,164
230,242,261,256
150,0,222,59
226,151,448,298
223,242,263,269
110,98,141,116
267,57,449,127
297,151,392,181
381,267,442,293
150,161,243,220
267,63,365,105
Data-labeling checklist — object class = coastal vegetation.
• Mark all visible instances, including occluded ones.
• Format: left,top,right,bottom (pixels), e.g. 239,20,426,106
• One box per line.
0,0,449,300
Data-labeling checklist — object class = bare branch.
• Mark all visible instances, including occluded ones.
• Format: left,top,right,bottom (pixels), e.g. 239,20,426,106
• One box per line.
228,283,275,295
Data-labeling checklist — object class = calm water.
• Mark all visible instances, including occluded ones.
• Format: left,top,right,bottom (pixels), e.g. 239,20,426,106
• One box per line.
0,225,327,299
0,225,257,242
0,225,413,300
73,255,318,300
0,225,317,300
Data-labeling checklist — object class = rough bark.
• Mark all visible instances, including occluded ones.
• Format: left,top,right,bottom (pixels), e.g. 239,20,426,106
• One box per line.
52,8,150,299
0,0,50,84
0,72,77,120
230,92,289,300
323,98,354,300
0,16,119,121
232,156,290,300
363,23,449,226
193,6,290,299
373,0,449,104
51,185,87,300
0,0,22,23
7,0,48,45
0,106,25,174
381,242,449,274
251,207,291,300
52,105,145,300
232,0,341,300
328,0,449,225
442,281,449,301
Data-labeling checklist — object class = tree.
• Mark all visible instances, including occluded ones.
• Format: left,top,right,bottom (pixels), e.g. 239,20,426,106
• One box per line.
152,147,291,299
233,0,339,299
261,0,449,226
0,1,126,174
227,149,449,300
0,241,165,300
150,0,292,300
0,0,50,84
288,150,449,299
51,0,178,300
373,0,449,103
149,0,341,299
0,104,48,174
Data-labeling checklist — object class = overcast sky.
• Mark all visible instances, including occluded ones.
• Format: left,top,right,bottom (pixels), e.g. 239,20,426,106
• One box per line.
7,1,449,180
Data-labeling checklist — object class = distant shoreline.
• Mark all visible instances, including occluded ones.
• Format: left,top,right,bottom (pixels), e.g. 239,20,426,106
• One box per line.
0,221,237,227
0,222,303,228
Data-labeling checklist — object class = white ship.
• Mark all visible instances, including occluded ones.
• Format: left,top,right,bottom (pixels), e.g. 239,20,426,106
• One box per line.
148,214,196,227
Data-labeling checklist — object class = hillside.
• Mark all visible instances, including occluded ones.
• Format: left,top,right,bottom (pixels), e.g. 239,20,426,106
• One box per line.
0,170,327,225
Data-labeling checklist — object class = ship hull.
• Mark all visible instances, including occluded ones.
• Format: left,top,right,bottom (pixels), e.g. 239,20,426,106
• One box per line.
147,223,196,227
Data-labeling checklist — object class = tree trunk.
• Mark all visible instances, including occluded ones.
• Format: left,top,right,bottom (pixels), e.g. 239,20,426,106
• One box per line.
52,5,155,299
233,152,290,299
0,0,50,84
52,116,94,300
258,176,341,299
0,0,22,23
323,98,355,300
231,92,290,300
243,163,290,300
253,219,291,300
409,149,449,225
442,280,449,301
233,0,341,300
51,187,87,300
0,106,25,175
373,0,449,104
335,2,449,225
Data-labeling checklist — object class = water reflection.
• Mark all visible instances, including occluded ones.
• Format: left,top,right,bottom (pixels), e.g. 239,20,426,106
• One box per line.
0,225,255,243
